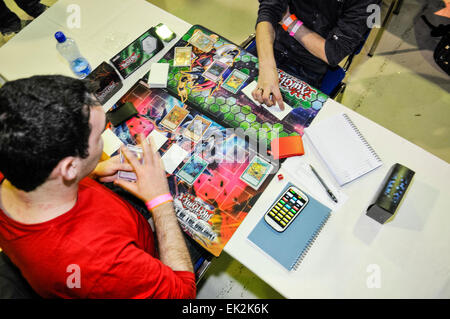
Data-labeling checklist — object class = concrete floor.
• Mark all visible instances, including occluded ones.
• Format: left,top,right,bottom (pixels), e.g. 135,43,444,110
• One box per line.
1,0,449,299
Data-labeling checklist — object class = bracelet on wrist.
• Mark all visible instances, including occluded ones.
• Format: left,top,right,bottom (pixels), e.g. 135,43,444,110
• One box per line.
282,14,297,31
289,20,303,37
145,193,173,211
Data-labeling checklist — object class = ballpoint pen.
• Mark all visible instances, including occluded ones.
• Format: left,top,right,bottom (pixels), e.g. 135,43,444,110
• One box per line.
309,164,338,203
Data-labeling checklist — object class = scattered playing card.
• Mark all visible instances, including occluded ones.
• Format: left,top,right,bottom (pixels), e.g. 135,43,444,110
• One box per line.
146,129,168,152
240,155,274,190
161,143,189,174
183,115,212,142
221,69,249,94
188,30,216,52
203,60,229,82
173,46,192,67
160,105,189,131
241,81,293,121
101,128,124,157
176,155,209,185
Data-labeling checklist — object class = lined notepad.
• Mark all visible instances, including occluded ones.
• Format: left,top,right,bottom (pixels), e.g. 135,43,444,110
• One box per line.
304,113,382,186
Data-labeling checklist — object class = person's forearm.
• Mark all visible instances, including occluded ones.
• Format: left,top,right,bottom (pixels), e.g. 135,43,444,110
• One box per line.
288,23,329,64
151,202,193,272
256,21,277,70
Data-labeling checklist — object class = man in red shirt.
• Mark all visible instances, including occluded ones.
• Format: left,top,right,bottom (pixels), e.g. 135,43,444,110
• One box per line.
0,75,196,298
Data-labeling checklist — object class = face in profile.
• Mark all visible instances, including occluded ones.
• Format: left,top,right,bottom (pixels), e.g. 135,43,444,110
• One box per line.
78,104,106,179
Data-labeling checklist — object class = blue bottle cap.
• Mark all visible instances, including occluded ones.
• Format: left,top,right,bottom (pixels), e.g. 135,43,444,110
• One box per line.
54,31,67,43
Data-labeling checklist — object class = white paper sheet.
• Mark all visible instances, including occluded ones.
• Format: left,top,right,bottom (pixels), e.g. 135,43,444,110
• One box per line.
242,81,293,121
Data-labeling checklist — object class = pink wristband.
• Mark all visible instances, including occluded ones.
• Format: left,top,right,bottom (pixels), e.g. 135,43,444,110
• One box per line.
145,193,173,211
289,20,303,37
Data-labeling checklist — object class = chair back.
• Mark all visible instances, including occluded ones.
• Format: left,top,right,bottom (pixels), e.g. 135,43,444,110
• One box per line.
0,251,39,299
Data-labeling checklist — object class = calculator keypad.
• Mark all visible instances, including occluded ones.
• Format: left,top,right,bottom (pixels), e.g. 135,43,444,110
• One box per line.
267,188,307,228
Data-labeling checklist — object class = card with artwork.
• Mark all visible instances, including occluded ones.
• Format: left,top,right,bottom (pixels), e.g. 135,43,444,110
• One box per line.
177,155,209,185
240,155,274,190
221,69,249,94
160,105,189,131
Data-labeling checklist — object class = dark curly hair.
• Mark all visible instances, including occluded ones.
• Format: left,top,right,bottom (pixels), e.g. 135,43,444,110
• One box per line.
0,75,98,192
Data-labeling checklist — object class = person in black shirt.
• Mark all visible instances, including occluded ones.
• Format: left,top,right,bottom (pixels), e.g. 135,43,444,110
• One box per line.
252,0,380,109
0,0,46,34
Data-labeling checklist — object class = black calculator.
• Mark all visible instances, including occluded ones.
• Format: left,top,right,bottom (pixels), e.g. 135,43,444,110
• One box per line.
264,185,309,232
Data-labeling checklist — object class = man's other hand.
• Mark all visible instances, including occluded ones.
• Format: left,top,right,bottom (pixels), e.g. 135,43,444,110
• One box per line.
114,134,170,203
91,155,133,183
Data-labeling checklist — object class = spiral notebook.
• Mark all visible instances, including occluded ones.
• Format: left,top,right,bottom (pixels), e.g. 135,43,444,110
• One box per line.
304,113,382,186
248,185,331,271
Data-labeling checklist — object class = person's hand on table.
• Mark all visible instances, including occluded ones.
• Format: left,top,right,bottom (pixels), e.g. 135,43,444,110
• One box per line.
251,6,293,111
252,64,285,110
90,155,133,183
114,134,170,203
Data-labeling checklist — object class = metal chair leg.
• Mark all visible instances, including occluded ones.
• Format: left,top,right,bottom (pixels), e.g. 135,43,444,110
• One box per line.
368,0,398,57
394,0,403,15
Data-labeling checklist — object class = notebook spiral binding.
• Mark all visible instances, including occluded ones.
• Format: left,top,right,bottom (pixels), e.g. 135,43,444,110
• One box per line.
291,213,331,271
342,113,382,162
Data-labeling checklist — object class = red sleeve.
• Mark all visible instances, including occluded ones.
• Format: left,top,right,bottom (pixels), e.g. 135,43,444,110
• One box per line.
87,242,196,299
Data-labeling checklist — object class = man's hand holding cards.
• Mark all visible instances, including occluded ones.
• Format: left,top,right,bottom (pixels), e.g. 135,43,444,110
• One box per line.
115,134,170,203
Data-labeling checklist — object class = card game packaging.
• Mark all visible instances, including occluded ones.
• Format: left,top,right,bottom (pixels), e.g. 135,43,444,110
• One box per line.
110,27,163,79
86,61,123,105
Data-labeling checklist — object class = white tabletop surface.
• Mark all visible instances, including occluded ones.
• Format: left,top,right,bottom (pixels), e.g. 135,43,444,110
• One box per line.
225,98,450,298
1,0,449,299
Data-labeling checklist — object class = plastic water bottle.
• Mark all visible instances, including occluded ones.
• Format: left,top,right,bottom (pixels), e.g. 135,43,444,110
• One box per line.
55,31,91,79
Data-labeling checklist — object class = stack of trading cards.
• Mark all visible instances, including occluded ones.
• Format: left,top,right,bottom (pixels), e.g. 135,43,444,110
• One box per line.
118,144,143,182
147,63,170,88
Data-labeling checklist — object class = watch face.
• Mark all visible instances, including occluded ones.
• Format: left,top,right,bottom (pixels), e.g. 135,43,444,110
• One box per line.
142,36,157,54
